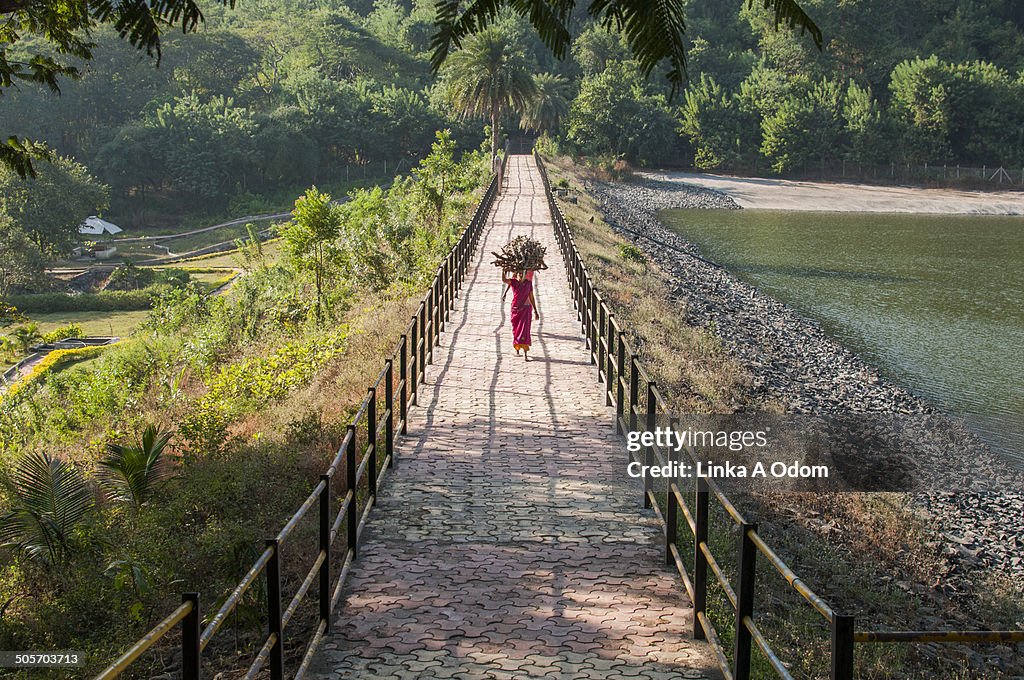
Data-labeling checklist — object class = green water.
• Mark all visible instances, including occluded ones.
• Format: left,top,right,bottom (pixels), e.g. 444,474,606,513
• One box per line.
660,209,1024,463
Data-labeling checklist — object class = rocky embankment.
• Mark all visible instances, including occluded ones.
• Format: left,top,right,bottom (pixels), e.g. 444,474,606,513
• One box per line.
586,175,1024,594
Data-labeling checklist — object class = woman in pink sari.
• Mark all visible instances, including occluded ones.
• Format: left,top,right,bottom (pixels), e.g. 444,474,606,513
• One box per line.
502,270,539,360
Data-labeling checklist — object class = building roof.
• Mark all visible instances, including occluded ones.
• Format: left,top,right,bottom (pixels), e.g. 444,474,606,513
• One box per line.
79,216,123,235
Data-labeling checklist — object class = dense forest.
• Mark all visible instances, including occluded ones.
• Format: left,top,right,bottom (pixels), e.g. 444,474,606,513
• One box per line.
5,0,1024,232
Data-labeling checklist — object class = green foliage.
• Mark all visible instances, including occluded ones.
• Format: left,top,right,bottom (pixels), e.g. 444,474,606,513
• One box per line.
8,323,40,352
442,26,537,160
618,243,645,263
281,187,342,321
99,424,173,509
567,62,679,164
8,289,158,314
40,323,85,344
0,452,92,566
0,157,108,258
679,75,753,170
520,73,571,134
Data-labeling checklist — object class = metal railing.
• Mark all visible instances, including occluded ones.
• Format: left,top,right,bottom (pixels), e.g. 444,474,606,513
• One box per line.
96,173,499,680
534,151,1024,680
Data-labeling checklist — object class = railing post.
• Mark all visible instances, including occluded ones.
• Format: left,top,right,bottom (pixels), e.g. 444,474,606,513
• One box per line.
418,302,426,382
693,478,709,640
346,425,358,559
644,381,656,508
665,471,677,567
399,336,408,435
597,303,606,374
734,523,758,680
426,286,434,365
606,314,615,407
367,387,377,500
615,333,626,433
266,539,284,680
319,473,332,633
831,614,855,680
409,317,418,406
629,357,639,434
385,359,394,467
182,593,200,680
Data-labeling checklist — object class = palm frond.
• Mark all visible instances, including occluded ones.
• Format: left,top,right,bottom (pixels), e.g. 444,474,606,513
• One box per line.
0,452,91,566
99,424,173,508
751,0,823,50
430,0,573,74
587,0,689,95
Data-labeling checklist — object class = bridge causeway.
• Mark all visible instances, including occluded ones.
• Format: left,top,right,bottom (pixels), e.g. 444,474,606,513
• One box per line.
309,156,720,679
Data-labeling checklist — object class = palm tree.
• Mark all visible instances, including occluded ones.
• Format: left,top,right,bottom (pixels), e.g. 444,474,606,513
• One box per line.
99,424,173,509
443,27,538,164
430,0,821,96
0,452,92,566
520,72,571,134
10,322,40,353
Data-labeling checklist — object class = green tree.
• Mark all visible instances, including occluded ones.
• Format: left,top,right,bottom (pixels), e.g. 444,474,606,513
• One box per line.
760,79,844,172
9,322,41,352
0,157,108,257
566,61,678,164
571,25,629,76
843,82,891,164
1,0,236,176
679,74,754,169
443,27,537,163
520,73,571,134
0,215,48,296
281,187,341,321
99,424,173,509
0,452,92,567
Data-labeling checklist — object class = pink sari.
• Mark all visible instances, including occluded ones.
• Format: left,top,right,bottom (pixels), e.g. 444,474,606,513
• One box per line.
508,278,533,350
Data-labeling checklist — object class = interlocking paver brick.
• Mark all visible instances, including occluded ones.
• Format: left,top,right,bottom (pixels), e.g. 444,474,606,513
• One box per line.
308,157,722,679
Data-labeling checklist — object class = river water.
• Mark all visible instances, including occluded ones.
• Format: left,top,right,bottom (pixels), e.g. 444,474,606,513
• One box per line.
659,209,1024,464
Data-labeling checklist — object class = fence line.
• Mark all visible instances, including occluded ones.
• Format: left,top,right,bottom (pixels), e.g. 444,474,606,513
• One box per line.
534,150,1024,680
95,171,499,680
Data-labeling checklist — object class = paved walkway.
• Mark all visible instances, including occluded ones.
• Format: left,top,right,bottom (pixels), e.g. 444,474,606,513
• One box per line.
310,156,720,679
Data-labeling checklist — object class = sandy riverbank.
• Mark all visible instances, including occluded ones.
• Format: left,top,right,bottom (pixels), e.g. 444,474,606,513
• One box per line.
643,171,1024,214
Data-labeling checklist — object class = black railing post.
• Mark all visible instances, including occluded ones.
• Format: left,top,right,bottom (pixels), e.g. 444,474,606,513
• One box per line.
410,317,418,406
694,478,710,640
182,593,200,680
266,539,284,680
399,336,408,435
367,387,377,500
606,314,615,407
385,360,394,467
615,333,626,433
629,357,639,434
418,302,426,382
346,425,358,559
426,287,434,365
597,303,606,374
832,615,855,680
319,473,331,632
734,523,758,680
644,382,656,508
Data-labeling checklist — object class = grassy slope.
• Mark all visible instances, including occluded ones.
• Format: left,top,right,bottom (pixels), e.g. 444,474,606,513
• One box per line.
543,156,1023,679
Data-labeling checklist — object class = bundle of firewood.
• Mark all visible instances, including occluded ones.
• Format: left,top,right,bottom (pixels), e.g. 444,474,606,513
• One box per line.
491,235,547,272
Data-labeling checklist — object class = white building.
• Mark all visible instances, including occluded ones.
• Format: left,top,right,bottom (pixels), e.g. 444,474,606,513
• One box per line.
79,216,124,236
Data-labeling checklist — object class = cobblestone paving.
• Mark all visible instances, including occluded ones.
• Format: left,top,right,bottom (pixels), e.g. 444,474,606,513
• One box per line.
310,156,721,679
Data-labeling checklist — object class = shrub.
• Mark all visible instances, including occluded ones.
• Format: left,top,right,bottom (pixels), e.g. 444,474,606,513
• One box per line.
8,289,160,313
41,323,85,343
0,343,115,404
619,243,645,263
